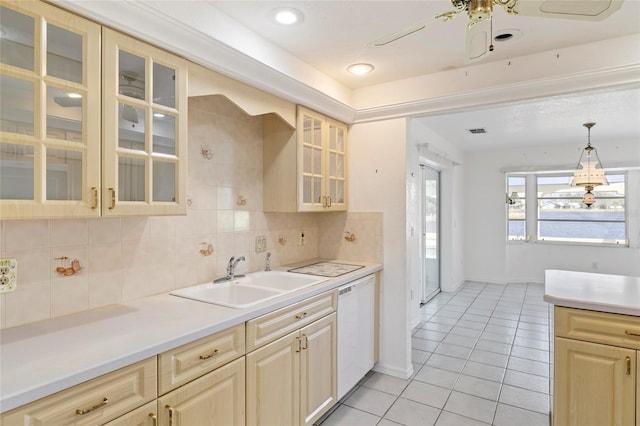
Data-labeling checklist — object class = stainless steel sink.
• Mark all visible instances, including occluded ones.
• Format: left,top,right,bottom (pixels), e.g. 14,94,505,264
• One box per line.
170,271,329,308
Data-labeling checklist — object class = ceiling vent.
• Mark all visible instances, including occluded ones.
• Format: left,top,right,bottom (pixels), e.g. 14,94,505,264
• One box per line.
467,128,487,134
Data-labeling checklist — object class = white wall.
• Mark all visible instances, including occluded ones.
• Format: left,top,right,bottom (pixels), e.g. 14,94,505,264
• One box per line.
464,139,640,283
348,118,412,378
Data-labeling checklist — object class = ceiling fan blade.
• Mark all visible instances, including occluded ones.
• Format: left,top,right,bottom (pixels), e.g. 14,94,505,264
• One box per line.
464,18,492,63
512,0,624,21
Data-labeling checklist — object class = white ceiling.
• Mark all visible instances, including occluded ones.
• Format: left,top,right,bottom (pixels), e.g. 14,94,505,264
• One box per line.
209,0,640,151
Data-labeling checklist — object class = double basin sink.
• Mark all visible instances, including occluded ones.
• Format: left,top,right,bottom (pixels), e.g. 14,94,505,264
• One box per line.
170,271,329,308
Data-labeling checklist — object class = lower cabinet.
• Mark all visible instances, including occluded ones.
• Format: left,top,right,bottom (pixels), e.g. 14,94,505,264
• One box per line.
246,312,337,426
554,337,636,426
103,401,158,426
157,357,245,426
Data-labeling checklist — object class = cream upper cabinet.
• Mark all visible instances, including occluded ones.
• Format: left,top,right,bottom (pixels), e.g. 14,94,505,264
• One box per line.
102,28,187,216
0,0,101,219
263,106,347,212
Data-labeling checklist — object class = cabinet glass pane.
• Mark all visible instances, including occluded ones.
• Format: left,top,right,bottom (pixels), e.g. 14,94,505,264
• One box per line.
303,117,311,144
118,157,145,201
0,142,34,199
303,176,311,204
46,149,82,200
119,51,145,100
313,178,322,203
153,161,175,202
119,103,145,151
153,113,175,155
0,75,34,135
46,24,82,83
303,145,311,173
331,181,344,204
312,119,322,146
47,85,82,141
0,6,34,71
313,147,321,174
153,62,175,108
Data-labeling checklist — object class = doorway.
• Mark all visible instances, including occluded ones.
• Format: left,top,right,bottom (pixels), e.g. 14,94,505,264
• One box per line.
421,165,440,304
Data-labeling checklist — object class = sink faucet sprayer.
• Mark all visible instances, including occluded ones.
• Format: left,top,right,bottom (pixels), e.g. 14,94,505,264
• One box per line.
265,252,271,271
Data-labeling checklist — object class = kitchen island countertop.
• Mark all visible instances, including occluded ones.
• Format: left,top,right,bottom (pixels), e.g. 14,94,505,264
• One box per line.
544,269,640,316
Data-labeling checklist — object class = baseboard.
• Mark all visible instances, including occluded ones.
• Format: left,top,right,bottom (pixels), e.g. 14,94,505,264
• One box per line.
373,362,414,380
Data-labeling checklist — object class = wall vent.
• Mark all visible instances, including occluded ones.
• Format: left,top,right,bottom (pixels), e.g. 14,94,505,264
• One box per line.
467,128,487,134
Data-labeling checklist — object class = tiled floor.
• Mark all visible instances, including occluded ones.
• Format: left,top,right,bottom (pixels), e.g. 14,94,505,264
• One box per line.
317,281,552,426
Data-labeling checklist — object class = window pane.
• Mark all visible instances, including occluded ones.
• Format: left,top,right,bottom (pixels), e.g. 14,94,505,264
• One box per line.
0,75,34,135
0,142,34,199
0,6,34,70
507,175,526,240
153,113,175,155
47,85,82,141
153,62,175,108
47,24,82,83
119,51,145,100
118,157,145,201
537,173,626,244
119,103,145,150
509,220,525,240
153,161,175,202
46,149,82,200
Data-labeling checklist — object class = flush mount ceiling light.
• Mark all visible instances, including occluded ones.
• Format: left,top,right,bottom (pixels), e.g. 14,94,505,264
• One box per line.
271,7,304,25
347,63,374,75
571,122,607,208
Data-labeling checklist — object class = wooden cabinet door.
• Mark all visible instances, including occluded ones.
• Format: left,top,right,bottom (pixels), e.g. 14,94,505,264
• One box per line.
300,312,337,426
554,337,635,426
324,119,347,212
297,107,326,212
246,331,300,426
157,357,245,426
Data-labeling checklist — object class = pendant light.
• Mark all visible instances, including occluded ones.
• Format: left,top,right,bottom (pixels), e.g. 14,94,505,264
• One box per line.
571,122,607,208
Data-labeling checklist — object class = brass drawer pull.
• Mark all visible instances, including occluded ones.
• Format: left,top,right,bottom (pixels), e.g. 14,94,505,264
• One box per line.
625,330,640,337
627,356,632,375
295,312,308,320
301,333,308,350
199,349,219,360
91,186,98,210
108,187,116,209
148,413,158,426
166,405,174,426
75,397,108,415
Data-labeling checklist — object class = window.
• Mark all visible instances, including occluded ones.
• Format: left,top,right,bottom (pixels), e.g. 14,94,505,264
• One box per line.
537,173,626,245
507,175,526,240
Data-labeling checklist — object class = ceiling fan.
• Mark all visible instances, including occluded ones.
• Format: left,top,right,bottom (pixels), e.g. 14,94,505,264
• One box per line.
368,0,624,63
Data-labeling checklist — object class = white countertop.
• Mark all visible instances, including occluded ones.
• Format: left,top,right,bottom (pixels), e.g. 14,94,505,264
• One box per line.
0,260,382,413
544,269,640,316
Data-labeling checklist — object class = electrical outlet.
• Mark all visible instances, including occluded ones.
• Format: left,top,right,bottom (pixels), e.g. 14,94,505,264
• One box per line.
255,236,267,253
0,259,17,293
299,230,305,246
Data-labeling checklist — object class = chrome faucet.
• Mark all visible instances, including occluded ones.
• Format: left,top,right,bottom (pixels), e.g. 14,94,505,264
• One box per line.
265,251,271,271
228,256,246,279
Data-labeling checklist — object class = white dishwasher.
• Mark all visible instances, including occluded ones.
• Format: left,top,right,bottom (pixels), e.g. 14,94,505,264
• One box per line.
337,274,375,400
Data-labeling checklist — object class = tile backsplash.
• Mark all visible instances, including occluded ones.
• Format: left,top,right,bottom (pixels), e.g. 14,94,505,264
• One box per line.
0,95,382,329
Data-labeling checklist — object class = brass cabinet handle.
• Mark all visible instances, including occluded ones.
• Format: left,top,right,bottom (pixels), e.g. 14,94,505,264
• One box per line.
199,349,219,360
108,187,115,209
75,397,108,415
301,333,308,350
166,405,174,426
625,330,640,337
626,356,632,375
327,196,332,207
295,335,301,353
91,187,98,210
295,312,308,320
148,413,158,426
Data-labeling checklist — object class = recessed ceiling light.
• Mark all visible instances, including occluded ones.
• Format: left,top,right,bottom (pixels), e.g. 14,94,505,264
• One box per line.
347,63,374,75
271,7,304,26
67,93,82,98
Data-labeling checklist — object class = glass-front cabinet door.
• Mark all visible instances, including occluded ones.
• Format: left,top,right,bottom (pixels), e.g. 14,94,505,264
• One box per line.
102,28,187,216
296,106,348,212
0,0,100,218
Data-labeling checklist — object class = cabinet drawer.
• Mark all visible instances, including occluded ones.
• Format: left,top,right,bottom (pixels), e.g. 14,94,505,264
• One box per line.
247,290,337,352
158,324,245,395
1,358,156,426
555,306,640,349
102,401,157,426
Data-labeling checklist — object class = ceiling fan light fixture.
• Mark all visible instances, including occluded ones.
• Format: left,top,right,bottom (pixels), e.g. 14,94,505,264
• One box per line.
347,63,374,75
271,7,304,26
